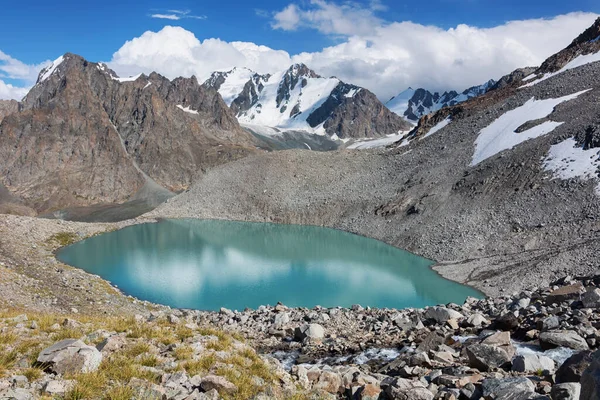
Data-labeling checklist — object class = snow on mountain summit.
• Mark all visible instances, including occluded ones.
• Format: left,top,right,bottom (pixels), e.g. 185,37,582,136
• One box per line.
204,63,411,139
387,80,496,122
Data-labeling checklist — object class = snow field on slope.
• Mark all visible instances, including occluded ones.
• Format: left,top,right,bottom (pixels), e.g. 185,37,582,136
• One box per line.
470,89,591,166
421,117,451,140
217,68,256,106
39,56,64,83
235,69,340,134
544,137,600,194
521,51,600,88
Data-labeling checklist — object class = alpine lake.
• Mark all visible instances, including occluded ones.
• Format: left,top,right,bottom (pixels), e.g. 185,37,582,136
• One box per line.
57,219,481,311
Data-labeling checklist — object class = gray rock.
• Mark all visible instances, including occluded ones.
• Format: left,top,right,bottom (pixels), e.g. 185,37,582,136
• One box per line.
200,375,237,394
424,307,463,323
581,350,600,400
556,350,593,383
294,323,325,341
551,383,581,400
540,331,589,350
380,377,434,400
273,312,290,329
466,313,489,327
128,377,167,400
0,388,34,400
481,377,535,400
465,344,512,371
512,354,555,373
43,380,75,396
582,288,600,308
540,316,560,331
37,339,102,374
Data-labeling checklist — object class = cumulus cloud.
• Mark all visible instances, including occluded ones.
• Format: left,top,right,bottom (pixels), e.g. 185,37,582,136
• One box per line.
272,0,383,36
0,50,49,100
150,9,206,20
106,9,598,102
109,26,291,81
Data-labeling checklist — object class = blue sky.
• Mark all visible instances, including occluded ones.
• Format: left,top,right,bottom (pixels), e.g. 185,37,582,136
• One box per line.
2,0,598,66
1,0,599,100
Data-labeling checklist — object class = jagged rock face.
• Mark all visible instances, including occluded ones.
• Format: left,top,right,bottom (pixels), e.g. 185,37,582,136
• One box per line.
308,83,411,139
276,64,320,109
0,100,19,123
0,53,257,213
491,67,537,90
204,64,410,139
387,80,496,122
538,17,600,74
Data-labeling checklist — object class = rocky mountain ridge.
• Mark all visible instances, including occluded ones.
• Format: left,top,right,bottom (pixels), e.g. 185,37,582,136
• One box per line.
385,79,496,122
204,64,412,139
154,19,600,301
0,53,258,214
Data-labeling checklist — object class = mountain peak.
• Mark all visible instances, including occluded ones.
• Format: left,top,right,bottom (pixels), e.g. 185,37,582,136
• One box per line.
285,63,321,79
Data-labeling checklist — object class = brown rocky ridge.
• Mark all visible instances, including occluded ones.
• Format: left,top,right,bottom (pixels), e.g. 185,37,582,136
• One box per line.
0,53,259,215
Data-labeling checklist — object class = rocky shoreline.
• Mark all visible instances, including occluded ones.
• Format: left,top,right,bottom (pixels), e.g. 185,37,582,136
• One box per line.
1,215,600,398
3,269,600,398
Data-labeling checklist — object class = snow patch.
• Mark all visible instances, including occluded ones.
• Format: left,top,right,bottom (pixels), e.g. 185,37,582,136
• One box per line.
217,67,257,106
143,82,152,90
344,88,360,98
543,137,600,193
521,51,600,88
421,117,451,140
386,88,415,117
522,74,537,82
471,90,591,166
39,56,64,83
114,73,143,83
177,105,199,115
348,132,409,150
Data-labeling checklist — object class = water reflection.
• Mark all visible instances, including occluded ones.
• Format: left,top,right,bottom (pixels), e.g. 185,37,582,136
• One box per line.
57,219,481,310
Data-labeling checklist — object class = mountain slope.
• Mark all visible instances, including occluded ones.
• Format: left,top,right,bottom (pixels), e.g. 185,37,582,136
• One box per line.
0,53,258,213
386,80,496,122
204,64,412,139
154,19,600,297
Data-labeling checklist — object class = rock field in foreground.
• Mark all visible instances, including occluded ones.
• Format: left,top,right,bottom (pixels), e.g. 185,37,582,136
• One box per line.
3,275,600,399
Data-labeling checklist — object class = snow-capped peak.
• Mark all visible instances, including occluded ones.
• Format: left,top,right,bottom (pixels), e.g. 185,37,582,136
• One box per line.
38,55,65,83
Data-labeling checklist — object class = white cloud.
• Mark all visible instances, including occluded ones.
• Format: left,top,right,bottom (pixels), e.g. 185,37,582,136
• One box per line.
272,0,383,36
107,11,598,103
108,26,291,81
0,50,49,100
149,9,206,20
0,79,29,100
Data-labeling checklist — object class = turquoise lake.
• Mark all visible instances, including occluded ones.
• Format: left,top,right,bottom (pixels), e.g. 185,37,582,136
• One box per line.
56,219,481,311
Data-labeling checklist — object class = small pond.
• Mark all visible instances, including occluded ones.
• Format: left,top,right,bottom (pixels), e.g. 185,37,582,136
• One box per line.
57,219,481,311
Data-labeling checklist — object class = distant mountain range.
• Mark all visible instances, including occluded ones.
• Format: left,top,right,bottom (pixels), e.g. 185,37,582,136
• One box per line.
386,80,496,122
203,64,412,139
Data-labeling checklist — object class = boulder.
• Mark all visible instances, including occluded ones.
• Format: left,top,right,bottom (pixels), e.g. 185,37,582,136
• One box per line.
313,370,342,394
294,324,325,341
540,331,589,350
465,344,512,371
582,288,600,308
273,312,290,329
581,350,600,400
380,377,434,400
556,350,593,383
37,339,102,374
539,316,560,331
546,283,585,304
128,377,166,400
512,354,555,373
551,383,581,400
481,377,535,400
466,313,489,327
424,307,463,323
43,380,75,396
200,375,237,394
